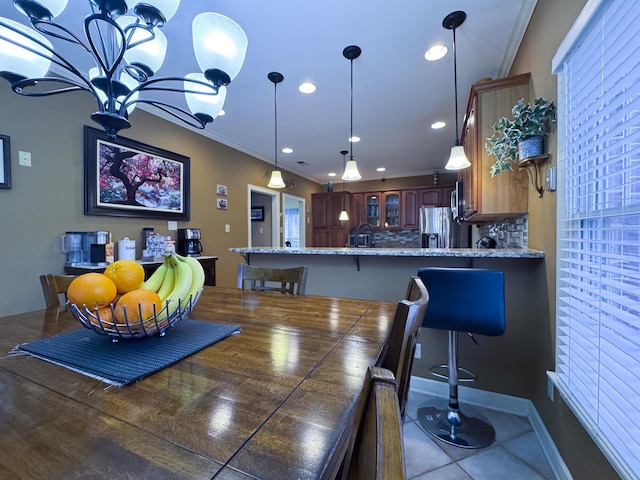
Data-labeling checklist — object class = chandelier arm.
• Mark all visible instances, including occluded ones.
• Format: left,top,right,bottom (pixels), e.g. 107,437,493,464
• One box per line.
123,99,211,129
121,21,157,50
30,18,92,52
117,76,221,114
84,13,127,77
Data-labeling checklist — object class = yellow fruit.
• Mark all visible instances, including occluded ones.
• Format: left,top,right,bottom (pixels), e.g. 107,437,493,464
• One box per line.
67,273,117,310
103,260,145,294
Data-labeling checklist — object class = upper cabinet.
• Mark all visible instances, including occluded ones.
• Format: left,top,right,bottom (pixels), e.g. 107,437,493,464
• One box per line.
383,191,401,228
460,73,531,222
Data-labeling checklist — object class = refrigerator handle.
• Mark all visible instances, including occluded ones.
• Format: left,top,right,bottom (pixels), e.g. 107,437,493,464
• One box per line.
451,190,458,220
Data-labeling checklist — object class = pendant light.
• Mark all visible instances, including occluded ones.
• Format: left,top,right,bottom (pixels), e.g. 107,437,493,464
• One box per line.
338,150,350,221
443,11,471,171
342,45,362,181
267,71,286,189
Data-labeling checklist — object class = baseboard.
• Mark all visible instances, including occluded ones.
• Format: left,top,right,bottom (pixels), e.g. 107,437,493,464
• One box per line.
410,376,572,480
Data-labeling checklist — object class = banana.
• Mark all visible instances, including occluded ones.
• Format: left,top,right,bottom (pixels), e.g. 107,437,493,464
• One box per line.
140,262,167,292
163,254,193,315
157,259,175,301
174,253,205,307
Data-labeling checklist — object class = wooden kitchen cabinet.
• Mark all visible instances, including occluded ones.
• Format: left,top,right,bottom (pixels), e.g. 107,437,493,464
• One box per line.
350,193,365,228
364,192,382,227
383,191,401,228
311,192,352,247
460,73,531,222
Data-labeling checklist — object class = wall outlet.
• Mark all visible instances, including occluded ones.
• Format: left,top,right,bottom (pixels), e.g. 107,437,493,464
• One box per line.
414,343,421,359
547,376,554,401
167,221,177,231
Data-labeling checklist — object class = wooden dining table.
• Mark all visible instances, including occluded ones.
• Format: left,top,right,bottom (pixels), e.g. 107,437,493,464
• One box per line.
0,286,398,479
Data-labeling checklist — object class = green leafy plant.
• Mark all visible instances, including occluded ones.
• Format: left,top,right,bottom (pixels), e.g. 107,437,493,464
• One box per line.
486,97,556,177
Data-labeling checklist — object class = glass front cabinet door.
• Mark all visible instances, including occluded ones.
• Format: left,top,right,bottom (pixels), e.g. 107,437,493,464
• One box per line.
365,193,381,227
383,192,401,228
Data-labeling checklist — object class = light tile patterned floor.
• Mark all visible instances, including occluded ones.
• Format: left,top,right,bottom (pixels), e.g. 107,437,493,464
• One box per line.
404,391,556,479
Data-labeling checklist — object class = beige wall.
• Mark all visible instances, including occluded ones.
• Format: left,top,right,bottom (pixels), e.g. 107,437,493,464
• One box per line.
511,0,619,478
0,90,321,317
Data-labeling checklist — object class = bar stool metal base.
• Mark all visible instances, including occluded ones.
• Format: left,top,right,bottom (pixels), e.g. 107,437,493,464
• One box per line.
417,404,495,449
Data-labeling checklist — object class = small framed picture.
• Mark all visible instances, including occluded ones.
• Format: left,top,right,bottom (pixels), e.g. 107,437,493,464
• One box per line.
0,133,11,189
217,198,228,210
250,206,264,221
216,184,227,196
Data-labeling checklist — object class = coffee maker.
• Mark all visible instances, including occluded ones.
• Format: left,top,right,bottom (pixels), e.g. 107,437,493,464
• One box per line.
62,231,111,266
177,228,203,257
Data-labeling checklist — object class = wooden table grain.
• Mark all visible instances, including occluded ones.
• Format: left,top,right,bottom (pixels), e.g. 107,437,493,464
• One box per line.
0,287,397,479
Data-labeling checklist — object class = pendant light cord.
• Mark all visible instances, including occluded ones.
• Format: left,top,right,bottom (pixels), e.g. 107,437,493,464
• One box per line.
274,80,279,169
350,57,354,161
453,25,460,146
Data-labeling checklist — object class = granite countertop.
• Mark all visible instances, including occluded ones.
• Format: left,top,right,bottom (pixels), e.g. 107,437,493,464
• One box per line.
228,247,544,259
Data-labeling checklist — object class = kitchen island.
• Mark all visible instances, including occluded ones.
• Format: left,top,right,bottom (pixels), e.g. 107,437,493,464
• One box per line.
229,246,549,402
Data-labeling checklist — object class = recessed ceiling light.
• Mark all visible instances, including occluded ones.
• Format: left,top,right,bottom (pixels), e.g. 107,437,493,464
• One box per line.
349,135,361,143
299,82,316,94
376,167,386,172
328,172,337,177
431,121,446,129
425,44,448,61
281,147,293,154
218,109,225,116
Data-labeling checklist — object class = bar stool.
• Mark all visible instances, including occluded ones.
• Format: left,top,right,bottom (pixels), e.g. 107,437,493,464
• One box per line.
416,267,505,449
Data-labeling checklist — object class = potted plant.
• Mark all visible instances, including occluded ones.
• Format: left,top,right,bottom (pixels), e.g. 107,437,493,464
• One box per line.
486,97,556,177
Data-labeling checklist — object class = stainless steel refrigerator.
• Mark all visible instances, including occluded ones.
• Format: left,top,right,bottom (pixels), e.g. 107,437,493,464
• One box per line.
419,206,463,248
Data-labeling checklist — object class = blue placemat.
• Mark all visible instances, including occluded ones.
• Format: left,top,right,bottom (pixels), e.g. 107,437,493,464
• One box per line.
16,319,241,387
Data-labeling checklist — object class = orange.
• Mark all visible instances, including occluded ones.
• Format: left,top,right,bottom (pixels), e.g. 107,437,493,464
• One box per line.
67,273,118,310
114,288,162,325
103,260,145,294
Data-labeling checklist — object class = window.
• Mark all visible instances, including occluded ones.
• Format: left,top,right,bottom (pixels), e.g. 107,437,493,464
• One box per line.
552,0,640,478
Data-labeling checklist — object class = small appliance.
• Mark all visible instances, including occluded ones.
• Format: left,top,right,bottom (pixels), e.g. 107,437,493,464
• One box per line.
61,231,111,266
177,228,203,257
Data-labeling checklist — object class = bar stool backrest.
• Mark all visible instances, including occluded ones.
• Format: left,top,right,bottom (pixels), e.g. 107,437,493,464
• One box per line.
417,267,505,336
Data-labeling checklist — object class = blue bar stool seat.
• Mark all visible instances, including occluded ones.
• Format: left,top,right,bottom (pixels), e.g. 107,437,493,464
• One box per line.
416,267,506,449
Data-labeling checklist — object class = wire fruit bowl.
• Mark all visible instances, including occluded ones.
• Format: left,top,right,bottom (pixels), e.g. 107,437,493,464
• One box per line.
68,290,203,341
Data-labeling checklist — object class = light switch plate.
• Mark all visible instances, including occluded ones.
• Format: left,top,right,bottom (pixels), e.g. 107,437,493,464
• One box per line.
545,167,557,192
225,224,230,233
18,151,31,167
167,221,177,231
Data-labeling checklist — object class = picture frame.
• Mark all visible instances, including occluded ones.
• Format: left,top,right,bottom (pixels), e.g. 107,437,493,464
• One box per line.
217,198,228,210
251,206,264,221
84,126,190,220
0,134,11,189
216,184,227,196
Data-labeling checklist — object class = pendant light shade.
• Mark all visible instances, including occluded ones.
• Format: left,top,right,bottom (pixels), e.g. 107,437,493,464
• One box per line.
267,71,286,189
0,18,52,79
342,45,362,181
445,145,471,170
184,73,226,123
442,11,471,171
268,169,286,189
117,16,168,76
339,150,350,221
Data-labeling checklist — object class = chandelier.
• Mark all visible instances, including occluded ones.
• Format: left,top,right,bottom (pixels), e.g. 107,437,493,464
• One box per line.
0,0,248,139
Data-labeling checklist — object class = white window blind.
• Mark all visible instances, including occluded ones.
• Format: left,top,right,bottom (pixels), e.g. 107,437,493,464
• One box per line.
553,1,640,478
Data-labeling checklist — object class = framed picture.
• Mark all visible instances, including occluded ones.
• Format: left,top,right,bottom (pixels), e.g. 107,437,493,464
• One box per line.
216,184,227,196
251,206,264,221
0,134,10,189
217,198,228,210
84,126,190,220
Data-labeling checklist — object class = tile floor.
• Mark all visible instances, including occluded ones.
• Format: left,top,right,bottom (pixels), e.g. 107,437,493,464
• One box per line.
404,391,556,479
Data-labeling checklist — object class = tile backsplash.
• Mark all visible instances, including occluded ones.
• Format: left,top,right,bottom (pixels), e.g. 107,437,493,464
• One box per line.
475,214,528,249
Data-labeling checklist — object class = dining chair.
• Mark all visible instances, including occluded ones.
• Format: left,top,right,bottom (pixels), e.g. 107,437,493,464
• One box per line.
237,264,308,294
377,275,429,421
39,273,77,310
340,366,406,480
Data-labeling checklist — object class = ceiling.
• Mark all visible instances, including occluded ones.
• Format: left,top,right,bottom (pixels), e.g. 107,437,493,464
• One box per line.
0,0,537,184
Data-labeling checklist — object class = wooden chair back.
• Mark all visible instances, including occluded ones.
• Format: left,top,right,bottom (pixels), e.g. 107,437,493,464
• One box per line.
237,264,308,295
342,367,406,480
377,275,429,421
39,274,77,309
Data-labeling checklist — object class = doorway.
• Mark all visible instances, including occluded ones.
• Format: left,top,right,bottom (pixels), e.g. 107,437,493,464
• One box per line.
247,184,280,247
282,193,306,248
